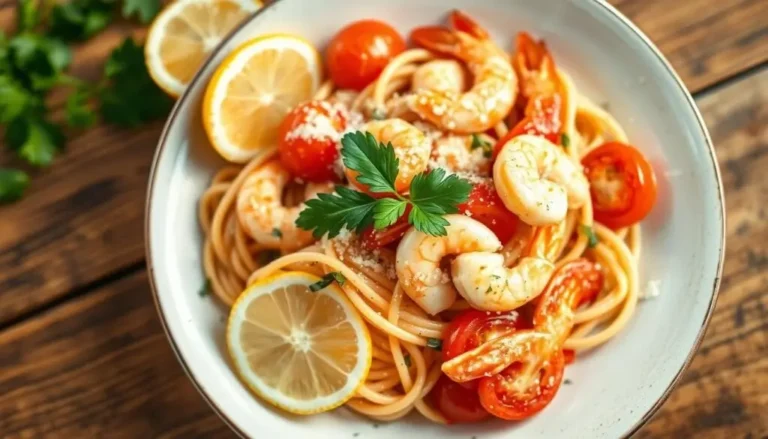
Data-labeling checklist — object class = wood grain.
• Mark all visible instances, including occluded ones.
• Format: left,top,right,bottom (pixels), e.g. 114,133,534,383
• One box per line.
0,0,766,325
0,271,236,439
0,70,766,439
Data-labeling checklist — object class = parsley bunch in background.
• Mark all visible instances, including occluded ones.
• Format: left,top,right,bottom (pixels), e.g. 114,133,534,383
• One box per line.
0,0,171,203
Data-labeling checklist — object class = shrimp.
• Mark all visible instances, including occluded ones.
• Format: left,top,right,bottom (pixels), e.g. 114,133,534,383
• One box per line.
452,253,554,311
429,134,491,176
493,135,589,226
411,59,466,94
347,118,431,193
408,10,517,134
395,215,501,315
237,161,332,251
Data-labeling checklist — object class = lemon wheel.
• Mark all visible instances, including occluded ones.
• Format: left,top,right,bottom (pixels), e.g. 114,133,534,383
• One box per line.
202,34,321,163
227,271,372,414
145,0,262,97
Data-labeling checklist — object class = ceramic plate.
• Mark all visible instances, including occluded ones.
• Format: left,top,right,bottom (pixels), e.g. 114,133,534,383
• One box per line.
145,0,725,437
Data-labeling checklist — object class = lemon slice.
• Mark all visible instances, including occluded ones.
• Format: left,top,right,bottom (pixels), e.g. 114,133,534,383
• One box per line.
202,35,321,163
145,0,261,97
227,271,372,414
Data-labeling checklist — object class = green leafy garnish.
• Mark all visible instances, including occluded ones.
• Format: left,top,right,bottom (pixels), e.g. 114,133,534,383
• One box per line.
309,272,347,292
371,108,386,120
198,278,211,297
470,133,492,158
49,0,114,41
122,0,161,24
404,354,411,367
561,133,571,148
271,228,283,238
0,168,30,203
581,225,599,248
297,131,472,237
426,338,442,351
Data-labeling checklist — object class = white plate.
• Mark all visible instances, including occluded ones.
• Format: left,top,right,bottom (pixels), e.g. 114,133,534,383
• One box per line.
145,0,725,437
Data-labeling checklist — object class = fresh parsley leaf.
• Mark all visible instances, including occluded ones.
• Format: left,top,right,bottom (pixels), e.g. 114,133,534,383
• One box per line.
8,34,72,91
409,168,472,215
470,133,492,158
561,133,571,148
49,0,113,41
99,38,173,127
65,87,96,128
122,0,161,23
581,225,599,248
0,76,40,122
17,0,39,33
296,185,377,238
408,205,450,236
0,168,30,203
341,131,399,194
426,338,442,351
403,354,411,367
372,198,406,229
6,117,65,167
309,272,346,292
271,228,283,238
199,278,211,297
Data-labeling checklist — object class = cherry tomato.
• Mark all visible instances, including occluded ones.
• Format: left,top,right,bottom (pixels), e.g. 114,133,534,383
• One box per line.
360,216,411,250
533,259,604,344
431,374,490,423
563,349,576,365
458,182,520,242
478,349,565,420
326,20,406,91
278,101,346,182
443,309,527,362
581,142,658,229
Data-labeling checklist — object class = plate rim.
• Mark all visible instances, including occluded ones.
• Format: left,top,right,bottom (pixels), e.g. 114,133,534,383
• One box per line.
143,0,726,437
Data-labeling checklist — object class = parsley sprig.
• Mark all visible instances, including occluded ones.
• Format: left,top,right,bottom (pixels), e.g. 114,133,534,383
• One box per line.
0,0,169,204
296,131,472,237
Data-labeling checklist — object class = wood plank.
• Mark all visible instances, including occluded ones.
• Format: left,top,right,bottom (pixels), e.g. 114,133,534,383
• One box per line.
637,68,768,438
0,0,766,321
1,69,767,439
0,271,236,439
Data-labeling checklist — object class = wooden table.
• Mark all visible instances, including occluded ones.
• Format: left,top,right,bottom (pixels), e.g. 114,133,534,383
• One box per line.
1,0,766,437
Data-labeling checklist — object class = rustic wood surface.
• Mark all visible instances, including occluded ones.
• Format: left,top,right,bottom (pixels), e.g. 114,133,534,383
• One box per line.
0,0,766,437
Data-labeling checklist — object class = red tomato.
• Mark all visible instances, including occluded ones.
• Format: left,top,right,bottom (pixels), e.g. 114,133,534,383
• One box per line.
443,309,528,362
431,375,490,423
458,182,520,242
478,349,565,420
360,218,411,250
563,349,576,365
582,142,657,229
278,101,346,182
326,20,406,91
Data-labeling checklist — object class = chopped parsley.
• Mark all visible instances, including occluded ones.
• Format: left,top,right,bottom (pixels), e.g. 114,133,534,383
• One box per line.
198,278,211,297
271,228,283,238
426,338,442,351
581,225,599,248
470,133,493,158
561,133,571,148
404,354,411,367
309,272,346,292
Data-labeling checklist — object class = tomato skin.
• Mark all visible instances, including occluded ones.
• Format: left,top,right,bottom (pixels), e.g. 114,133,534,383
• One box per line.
563,349,575,365
277,101,346,182
326,20,406,91
582,142,658,229
458,182,520,243
478,349,565,420
443,309,528,362
431,375,490,423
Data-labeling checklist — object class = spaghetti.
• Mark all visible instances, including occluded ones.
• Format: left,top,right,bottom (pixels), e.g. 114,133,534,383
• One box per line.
199,11,654,425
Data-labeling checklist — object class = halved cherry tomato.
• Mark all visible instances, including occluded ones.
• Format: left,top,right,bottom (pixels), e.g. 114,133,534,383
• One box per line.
443,309,528,362
431,374,490,423
278,101,346,182
326,20,406,91
477,349,565,420
581,142,657,229
458,182,520,243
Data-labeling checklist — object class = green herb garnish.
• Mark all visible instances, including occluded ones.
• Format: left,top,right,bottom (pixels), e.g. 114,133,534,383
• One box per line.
426,338,442,351
561,133,571,148
0,168,30,203
470,133,493,158
404,354,411,367
309,272,347,292
297,131,472,237
581,225,599,248
271,228,283,238
198,278,211,297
